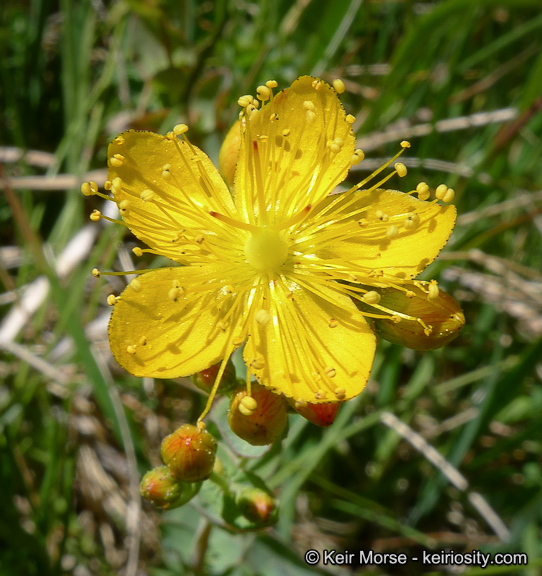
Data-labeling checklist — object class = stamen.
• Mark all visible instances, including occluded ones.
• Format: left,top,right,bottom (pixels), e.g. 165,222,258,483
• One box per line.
209,211,258,232
332,78,345,94
276,204,312,231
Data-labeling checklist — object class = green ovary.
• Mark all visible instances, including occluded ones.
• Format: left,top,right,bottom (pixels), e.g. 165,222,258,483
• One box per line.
244,228,288,272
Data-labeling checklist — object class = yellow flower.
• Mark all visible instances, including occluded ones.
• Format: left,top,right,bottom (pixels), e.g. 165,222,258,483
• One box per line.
85,76,457,422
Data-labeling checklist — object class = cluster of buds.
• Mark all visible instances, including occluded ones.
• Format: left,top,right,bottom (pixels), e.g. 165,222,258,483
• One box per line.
140,424,217,509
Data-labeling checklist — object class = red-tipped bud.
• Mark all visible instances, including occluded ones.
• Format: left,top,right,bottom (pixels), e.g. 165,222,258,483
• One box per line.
371,286,465,350
192,359,237,395
289,399,342,427
139,465,200,509
228,384,288,446
218,120,241,187
235,486,278,525
161,424,217,482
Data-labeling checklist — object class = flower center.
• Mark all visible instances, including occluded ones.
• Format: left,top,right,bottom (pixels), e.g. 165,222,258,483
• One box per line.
244,228,288,272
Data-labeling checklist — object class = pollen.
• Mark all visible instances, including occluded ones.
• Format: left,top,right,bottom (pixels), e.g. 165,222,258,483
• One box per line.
416,182,430,201
173,123,189,135
126,345,136,355
140,189,154,202
428,280,440,301
332,78,345,94
130,278,143,293
386,225,399,239
394,162,407,177
325,366,337,378
239,396,258,416
168,287,182,302
255,309,271,326
256,85,271,101
251,357,265,370
110,153,125,167
81,181,98,196
363,291,381,305
107,294,117,306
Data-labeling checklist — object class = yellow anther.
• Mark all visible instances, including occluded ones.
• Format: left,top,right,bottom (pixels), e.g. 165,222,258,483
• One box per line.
394,162,407,177
114,135,125,145
81,181,98,196
217,321,227,332
303,100,316,112
256,85,271,101
239,395,258,416
386,225,399,239
161,164,172,179
107,294,117,306
363,291,381,305
311,79,322,90
351,149,365,165
173,123,189,135
306,110,316,124
251,357,265,370
110,153,124,167
265,80,278,89
237,95,254,108
325,366,337,378
334,387,346,400
111,177,122,195
332,78,345,94
168,287,181,301
428,280,439,301
416,182,430,201
435,184,449,200
130,278,143,293
255,308,271,326
104,180,112,191
315,389,327,400
138,336,147,346
334,137,345,148
232,336,244,347
442,187,455,203
329,318,338,328
406,290,415,298
346,114,356,124
90,210,101,222
166,131,176,141
119,199,130,212
282,128,290,137
400,140,411,148
358,218,368,227
375,210,389,222
132,247,143,257
92,268,100,278
330,143,341,154
126,345,136,355
252,99,260,109
403,213,420,230
140,189,154,202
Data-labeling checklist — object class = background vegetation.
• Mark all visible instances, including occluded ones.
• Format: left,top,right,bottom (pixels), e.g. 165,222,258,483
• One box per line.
1,0,542,574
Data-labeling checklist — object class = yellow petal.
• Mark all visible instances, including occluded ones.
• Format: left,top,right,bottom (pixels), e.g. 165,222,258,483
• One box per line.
310,188,456,280
234,76,355,225
109,266,245,378
244,280,375,404
108,130,236,262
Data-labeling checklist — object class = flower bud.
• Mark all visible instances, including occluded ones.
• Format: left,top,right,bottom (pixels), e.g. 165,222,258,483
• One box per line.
228,383,288,445
370,286,465,350
290,400,341,427
218,120,241,187
192,359,237,395
235,486,278,525
139,465,200,509
161,424,217,482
